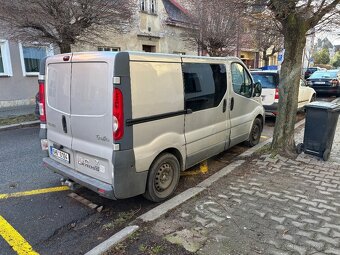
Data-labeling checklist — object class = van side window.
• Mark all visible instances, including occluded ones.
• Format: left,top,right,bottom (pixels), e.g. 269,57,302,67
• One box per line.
183,63,227,112
231,63,252,98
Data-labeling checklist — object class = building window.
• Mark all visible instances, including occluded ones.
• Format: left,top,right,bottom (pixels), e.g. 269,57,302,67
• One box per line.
98,46,120,52
150,0,157,14
0,48,4,73
19,44,52,76
140,0,146,11
0,40,12,76
143,45,156,52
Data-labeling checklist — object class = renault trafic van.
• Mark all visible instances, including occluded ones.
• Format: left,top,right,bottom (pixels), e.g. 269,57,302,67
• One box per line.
39,52,264,202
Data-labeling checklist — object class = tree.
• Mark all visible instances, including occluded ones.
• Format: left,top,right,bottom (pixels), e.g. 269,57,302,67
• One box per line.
264,0,340,154
0,0,135,53
185,0,246,56
250,12,283,66
313,48,331,64
331,51,340,67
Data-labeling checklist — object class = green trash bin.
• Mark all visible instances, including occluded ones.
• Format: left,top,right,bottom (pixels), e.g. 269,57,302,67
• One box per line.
297,101,340,161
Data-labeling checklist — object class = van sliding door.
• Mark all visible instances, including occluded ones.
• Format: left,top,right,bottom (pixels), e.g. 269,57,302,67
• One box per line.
183,62,230,168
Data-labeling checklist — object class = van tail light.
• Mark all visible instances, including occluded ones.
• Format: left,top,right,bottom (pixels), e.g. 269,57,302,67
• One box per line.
39,81,46,122
113,88,124,141
274,88,279,100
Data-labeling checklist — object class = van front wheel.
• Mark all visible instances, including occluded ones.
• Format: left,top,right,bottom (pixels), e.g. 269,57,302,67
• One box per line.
245,118,262,147
143,153,180,202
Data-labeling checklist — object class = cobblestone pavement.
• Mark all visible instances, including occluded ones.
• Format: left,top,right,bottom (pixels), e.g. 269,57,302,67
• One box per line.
149,121,340,255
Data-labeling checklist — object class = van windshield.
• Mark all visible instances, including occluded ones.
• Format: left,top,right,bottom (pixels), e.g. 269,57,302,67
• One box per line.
251,73,277,89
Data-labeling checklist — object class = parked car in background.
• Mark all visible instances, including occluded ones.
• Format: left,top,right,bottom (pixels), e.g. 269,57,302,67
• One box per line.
306,70,340,97
304,67,322,80
251,70,316,116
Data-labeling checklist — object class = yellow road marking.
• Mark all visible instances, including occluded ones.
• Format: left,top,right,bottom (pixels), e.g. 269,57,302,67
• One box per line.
0,186,69,200
181,160,209,176
0,215,39,255
261,135,269,139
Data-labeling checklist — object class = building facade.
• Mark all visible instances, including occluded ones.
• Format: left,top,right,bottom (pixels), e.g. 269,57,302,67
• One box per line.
1,0,279,107
0,0,195,108
74,0,196,55
0,40,53,107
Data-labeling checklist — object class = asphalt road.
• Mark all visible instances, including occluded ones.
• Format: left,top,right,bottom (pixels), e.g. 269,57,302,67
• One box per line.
0,127,94,255
0,104,321,255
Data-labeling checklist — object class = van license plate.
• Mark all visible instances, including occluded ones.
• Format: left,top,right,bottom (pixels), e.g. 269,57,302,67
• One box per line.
51,147,70,163
314,82,325,84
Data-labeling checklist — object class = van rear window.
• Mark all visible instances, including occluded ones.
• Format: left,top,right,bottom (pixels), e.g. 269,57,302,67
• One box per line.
183,63,227,112
47,63,71,114
71,62,108,115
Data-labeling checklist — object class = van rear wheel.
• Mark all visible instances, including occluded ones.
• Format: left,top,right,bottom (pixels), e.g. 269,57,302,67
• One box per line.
143,153,180,202
245,118,262,147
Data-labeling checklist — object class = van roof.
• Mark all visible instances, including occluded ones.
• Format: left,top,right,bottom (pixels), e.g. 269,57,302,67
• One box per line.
126,51,240,62
70,51,240,63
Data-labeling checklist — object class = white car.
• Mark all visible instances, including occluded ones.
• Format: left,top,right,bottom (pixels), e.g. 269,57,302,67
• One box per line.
251,70,316,116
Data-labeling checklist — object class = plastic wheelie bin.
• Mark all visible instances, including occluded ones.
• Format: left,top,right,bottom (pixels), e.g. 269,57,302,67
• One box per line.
297,101,340,161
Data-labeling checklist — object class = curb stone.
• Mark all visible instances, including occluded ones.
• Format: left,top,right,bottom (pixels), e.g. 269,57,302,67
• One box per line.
0,120,40,131
138,160,244,223
85,226,139,255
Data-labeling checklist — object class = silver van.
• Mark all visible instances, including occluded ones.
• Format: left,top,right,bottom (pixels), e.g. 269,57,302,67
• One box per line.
39,52,264,202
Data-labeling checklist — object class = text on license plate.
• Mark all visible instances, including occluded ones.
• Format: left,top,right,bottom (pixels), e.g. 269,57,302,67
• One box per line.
51,147,70,163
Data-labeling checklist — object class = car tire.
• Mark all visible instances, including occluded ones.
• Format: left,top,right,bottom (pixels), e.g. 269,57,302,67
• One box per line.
310,94,316,102
296,143,304,154
245,118,262,147
143,153,180,202
323,149,331,161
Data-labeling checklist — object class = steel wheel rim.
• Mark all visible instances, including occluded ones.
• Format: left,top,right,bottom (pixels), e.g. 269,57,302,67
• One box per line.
251,124,260,141
154,163,174,192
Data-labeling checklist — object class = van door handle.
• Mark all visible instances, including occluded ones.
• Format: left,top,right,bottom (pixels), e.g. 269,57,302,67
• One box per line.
230,97,234,111
62,115,67,133
185,109,193,114
222,99,227,112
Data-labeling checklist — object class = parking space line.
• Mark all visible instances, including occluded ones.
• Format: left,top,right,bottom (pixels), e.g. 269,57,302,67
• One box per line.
0,186,69,200
0,215,39,255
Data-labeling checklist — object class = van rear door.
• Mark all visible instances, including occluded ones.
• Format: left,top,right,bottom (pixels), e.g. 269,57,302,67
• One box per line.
69,53,114,184
46,54,74,169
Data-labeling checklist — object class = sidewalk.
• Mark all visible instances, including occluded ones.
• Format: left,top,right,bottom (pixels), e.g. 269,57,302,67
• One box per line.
0,104,36,119
0,104,39,130
107,117,340,254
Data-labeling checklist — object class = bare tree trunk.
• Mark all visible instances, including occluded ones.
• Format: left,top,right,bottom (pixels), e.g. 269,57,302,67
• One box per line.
58,43,72,54
263,50,270,66
271,16,308,154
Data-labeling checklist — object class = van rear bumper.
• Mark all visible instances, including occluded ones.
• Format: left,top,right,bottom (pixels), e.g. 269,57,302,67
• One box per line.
43,157,116,200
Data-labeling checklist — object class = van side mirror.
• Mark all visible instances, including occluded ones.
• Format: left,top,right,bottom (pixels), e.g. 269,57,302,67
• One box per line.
254,82,262,97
